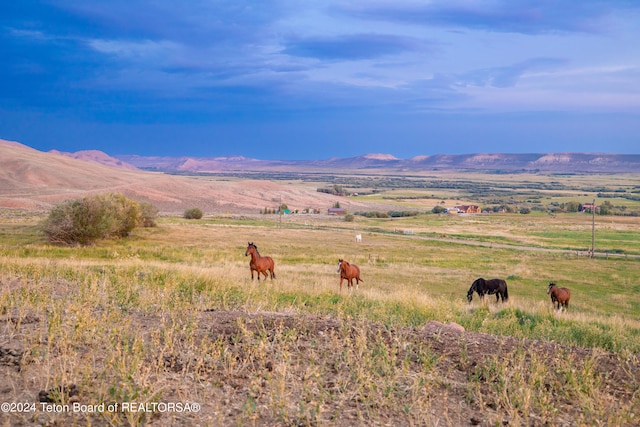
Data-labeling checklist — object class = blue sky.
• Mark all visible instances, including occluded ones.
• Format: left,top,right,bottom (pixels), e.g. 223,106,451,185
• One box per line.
1,1,639,160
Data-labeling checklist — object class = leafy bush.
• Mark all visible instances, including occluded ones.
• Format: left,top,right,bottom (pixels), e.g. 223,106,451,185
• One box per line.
138,201,159,227
355,211,389,218
42,193,158,245
388,210,419,218
317,185,348,196
184,207,203,219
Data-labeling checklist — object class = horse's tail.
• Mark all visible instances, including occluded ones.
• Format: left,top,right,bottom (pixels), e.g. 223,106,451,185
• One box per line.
503,285,509,301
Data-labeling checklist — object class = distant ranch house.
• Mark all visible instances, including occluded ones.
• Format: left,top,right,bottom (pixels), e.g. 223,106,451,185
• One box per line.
451,205,482,214
581,203,600,213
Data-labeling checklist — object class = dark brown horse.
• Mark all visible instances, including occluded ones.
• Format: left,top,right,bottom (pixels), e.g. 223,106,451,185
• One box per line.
337,259,363,291
547,283,570,310
467,278,509,303
245,242,275,281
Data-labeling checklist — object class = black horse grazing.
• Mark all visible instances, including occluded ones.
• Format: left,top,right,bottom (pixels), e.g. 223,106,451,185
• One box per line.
467,278,509,303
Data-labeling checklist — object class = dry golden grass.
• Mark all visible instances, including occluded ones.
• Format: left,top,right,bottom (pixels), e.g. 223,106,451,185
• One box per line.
1,207,639,426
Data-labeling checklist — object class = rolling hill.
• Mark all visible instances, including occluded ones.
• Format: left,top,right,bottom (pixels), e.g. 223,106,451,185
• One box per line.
0,140,366,213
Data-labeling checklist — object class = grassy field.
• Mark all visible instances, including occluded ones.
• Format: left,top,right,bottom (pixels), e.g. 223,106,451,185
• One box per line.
1,183,639,425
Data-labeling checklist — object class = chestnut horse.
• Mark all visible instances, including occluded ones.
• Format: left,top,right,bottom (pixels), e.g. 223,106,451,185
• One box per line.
245,242,275,281
467,278,508,303
337,259,363,291
547,283,570,310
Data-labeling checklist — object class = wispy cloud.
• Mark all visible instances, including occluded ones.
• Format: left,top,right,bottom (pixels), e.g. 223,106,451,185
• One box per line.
457,57,568,88
282,33,430,60
335,0,640,34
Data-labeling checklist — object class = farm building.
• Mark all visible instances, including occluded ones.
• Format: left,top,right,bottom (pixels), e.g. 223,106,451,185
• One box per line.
456,205,482,214
581,203,599,213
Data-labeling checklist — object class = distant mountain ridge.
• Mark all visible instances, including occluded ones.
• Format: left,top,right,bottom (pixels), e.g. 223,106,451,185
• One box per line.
3,138,639,174
115,152,640,173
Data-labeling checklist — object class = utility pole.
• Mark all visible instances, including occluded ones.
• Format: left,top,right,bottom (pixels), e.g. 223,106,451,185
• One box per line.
279,195,282,229
591,198,595,258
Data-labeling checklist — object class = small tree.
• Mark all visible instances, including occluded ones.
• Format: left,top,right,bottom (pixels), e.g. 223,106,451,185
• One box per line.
138,201,159,227
184,207,203,219
564,201,580,213
599,201,613,215
42,193,156,245
100,193,141,237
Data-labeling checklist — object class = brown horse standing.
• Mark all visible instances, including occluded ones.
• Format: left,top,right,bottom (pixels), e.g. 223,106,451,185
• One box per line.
245,242,275,281
547,283,570,310
337,259,363,291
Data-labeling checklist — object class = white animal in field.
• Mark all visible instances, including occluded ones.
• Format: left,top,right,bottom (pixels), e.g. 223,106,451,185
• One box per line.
355,234,362,243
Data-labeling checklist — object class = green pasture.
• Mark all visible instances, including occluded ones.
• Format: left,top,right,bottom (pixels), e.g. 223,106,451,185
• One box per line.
1,211,639,354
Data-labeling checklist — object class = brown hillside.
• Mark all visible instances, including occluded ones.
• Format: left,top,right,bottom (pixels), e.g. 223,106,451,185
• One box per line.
0,140,366,214
49,149,139,171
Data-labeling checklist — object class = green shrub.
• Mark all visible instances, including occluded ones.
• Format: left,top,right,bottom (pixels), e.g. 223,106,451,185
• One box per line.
138,201,159,227
42,193,158,245
356,211,390,218
432,205,446,214
184,207,203,219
